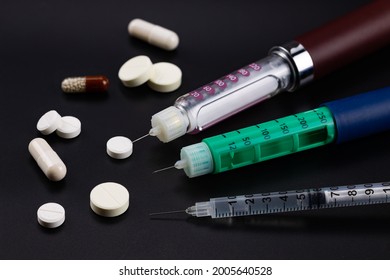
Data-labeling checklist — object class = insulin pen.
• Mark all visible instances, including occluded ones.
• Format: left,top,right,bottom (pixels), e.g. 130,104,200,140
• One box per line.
150,182,390,219
148,1,390,143
154,87,390,178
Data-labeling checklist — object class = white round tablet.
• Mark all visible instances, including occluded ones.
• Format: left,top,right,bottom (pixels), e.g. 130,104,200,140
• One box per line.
90,182,129,217
37,110,62,135
56,116,81,139
147,62,182,92
106,136,133,159
37,202,65,228
118,55,153,87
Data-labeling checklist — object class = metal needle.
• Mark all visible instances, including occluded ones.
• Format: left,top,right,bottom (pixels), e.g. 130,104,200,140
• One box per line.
152,165,176,174
149,210,186,216
133,133,150,143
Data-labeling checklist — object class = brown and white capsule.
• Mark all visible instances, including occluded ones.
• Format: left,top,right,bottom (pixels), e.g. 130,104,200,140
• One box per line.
61,75,109,93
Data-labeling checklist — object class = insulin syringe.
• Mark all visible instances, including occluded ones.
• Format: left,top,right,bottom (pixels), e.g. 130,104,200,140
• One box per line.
155,87,390,178
150,182,390,219
148,1,390,143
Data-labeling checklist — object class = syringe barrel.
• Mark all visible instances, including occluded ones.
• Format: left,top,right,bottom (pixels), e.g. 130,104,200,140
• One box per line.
207,182,390,219
209,191,326,218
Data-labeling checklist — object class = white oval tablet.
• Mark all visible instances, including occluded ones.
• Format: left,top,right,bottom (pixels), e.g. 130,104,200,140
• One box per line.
106,136,133,159
90,182,129,217
37,202,65,228
56,116,81,139
147,62,182,92
37,110,62,135
118,55,153,87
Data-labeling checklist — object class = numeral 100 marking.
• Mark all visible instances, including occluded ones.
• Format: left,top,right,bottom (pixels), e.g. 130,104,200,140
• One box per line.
261,129,270,140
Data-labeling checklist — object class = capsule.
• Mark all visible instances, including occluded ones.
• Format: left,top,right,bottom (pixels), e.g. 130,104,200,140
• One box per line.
61,75,109,93
128,18,179,51
28,138,67,181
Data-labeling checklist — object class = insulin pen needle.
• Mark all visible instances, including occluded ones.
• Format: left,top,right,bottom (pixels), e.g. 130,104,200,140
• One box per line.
133,127,165,144
152,159,187,174
152,166,176,174
132,133,150,143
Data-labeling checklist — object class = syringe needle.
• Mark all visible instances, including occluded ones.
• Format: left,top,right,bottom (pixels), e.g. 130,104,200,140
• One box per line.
132,133,150,143
152,165,176,174
153,159,187,174
149,210,186,216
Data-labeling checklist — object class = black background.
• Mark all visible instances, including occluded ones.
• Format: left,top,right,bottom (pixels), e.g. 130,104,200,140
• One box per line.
1,0,390,260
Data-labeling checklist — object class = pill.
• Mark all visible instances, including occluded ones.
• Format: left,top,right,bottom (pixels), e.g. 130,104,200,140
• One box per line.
128,18,179,51
118,55,153,87
56,116,81,139
106,136,133,159
28,138,67,181
147,62,182,92
37,202,65,228
90,182,129,217
61,76,109,93
37,110,62,135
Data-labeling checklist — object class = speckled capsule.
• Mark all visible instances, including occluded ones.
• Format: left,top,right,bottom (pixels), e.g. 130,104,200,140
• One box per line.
61,75,109,93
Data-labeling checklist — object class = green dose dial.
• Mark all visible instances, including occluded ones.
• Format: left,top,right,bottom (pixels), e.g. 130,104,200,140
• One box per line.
203,107,336,173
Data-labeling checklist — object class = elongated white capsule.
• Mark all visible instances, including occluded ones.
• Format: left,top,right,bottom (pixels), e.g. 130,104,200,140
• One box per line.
28,138,67,181
128,18,179,51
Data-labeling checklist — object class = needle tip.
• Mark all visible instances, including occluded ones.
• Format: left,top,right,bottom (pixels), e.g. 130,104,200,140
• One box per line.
132,133,150,143
149,210,186,216
152,165,176,174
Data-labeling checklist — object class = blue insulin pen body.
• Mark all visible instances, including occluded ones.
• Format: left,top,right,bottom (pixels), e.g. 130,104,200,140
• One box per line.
172,87,390,177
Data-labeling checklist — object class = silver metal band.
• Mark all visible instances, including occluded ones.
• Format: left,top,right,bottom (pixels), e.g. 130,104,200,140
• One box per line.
270,41,314,91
